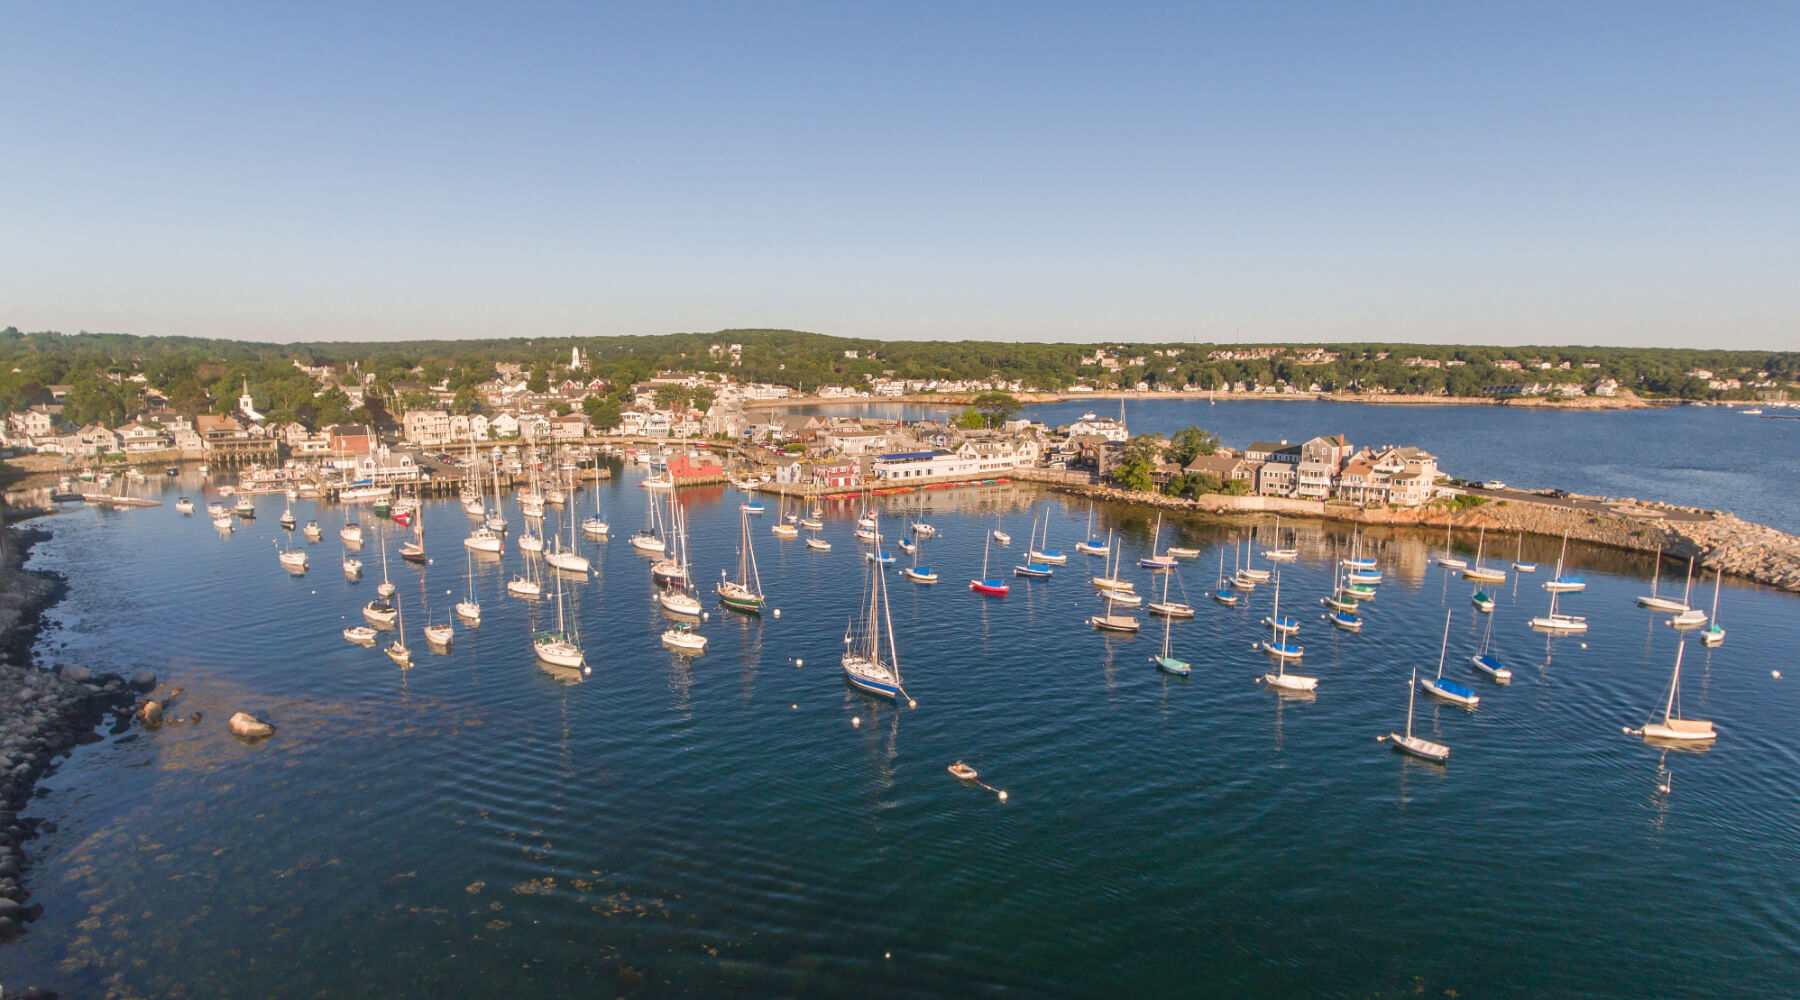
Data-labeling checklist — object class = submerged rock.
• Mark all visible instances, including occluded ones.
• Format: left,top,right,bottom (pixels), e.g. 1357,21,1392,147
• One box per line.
227,712,274,740
129,670,157,692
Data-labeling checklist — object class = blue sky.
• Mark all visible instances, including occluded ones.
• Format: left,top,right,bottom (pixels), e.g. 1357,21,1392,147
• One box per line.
4,2,1796,348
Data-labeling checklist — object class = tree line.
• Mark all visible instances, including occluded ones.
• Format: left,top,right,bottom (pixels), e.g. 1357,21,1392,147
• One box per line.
4,325,1796,428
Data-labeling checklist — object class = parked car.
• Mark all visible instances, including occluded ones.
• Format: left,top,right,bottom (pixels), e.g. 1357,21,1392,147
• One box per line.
1482,480,1507,490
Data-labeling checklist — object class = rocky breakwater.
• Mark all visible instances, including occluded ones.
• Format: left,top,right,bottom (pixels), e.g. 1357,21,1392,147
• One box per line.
1054,484,1800,593
0,520,145,950
1474,501,1800,593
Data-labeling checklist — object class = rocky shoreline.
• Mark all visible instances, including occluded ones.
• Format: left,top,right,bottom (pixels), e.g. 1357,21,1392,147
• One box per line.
1051,483,1800,593
0,513,147,972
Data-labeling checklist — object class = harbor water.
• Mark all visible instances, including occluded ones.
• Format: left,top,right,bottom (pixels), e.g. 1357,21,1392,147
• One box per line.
7,449,1800,996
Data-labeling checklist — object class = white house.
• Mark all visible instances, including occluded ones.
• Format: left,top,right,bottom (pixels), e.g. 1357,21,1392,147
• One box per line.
1067,414,1126,441
402,409,454,446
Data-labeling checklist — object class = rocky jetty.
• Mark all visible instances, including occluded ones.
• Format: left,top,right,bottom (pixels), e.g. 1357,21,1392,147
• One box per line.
0,518,140,964
1056,484,1800,592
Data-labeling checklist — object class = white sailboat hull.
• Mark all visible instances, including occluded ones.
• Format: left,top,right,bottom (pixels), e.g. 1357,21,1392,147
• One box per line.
534,639,585,669
1390,733,1449,762
1530,614,1588,632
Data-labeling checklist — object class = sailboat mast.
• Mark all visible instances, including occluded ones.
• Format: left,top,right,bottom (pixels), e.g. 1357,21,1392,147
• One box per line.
1664,642,1684,723
1406,668,1418,738
1436,609,1451,679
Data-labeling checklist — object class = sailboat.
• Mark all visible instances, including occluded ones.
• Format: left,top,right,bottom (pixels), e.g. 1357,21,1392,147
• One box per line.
770,494,799,538
1663,557,1700,620
1435,518,1466,569
1529,587,1587,632
1462,526,1506,583
1384,668,1449,763
376,531,397,599
1624,641,1716,742
1088,589,1140,632
423,608,453,649
1138,514,1177,570
506,543,542,598
455,549,482,625
1091,531,1134,591
1542,530,1586,591
902,529,938,583
1015,511,1054,578
1636,545,1691,612
1147,565,1195,618
657,507,703,615
1076,503,1109,555
1150,588,1190,675
1261,515,1297,561
386,596,412,666
716,506,766,613
1700,569,1726,646
1470,610,1510,682
581,476,609,537
1340,530,1377,571
1419,609,1479,707
630,488,668,554
1211,548,1238,606
486,460,508,531
533,569,586,671
1471,586,1495,613
1238,526,1271,581
279,495,297,530
1511,533,1536,573
1258,574,1307,667
518,525,544,554
1231,534,1258,591
1027,506,1066,564
970,531,1010,595
399,496,426,563
546,508,590,573
648,498,690,583
842,516,908,701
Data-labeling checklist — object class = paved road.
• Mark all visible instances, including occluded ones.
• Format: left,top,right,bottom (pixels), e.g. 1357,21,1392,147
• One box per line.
1455,484,1714,523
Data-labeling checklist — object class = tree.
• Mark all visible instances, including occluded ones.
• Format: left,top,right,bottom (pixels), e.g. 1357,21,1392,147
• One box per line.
583,396,622,432
653,385,688,412
691,386,716,413
549,400,572,416
1107,434,1164,493
451,385,481,415
953,407,986,429
527,367,550,394
1166,426,1220,465
970,391,1021,427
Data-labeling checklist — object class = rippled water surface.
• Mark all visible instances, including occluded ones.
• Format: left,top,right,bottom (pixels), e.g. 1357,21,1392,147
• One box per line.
9,468,1800,997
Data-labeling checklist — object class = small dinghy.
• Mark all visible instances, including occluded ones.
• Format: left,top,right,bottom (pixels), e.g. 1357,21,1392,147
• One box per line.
948,761,979,781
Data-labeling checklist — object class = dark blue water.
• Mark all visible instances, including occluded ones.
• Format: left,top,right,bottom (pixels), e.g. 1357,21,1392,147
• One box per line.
791,398,1800,533
9,466,1800,997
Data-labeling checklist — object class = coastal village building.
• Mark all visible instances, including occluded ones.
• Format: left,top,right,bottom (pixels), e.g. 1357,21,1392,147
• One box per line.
402,409,454,447
1066,413,1127,441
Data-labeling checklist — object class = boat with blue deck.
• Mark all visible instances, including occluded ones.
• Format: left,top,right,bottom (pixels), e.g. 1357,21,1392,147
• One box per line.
1328,609,1362,631
1420,610,1480,707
